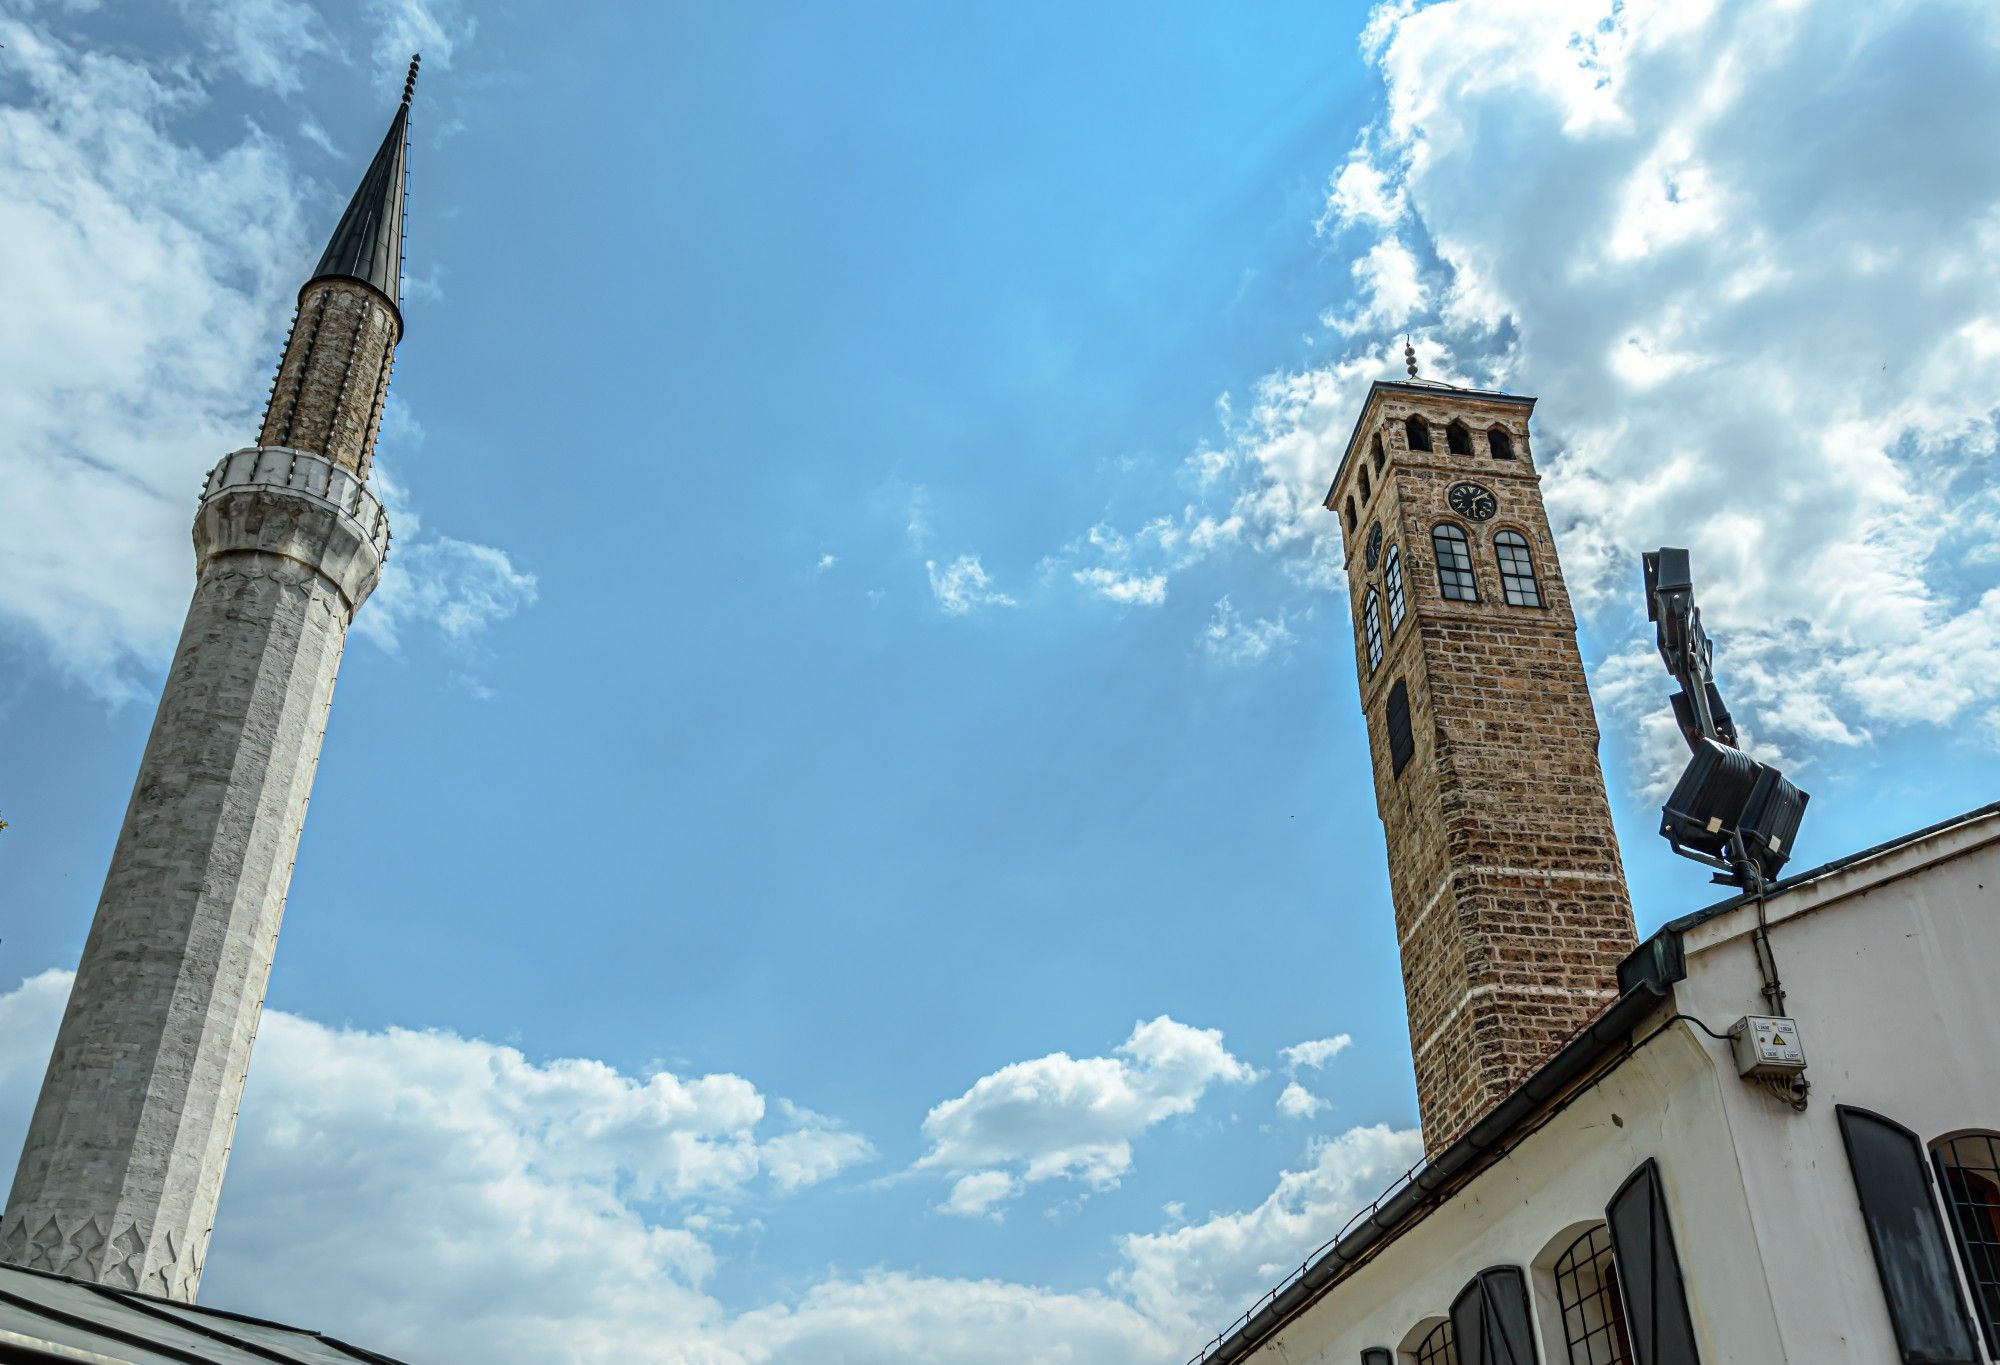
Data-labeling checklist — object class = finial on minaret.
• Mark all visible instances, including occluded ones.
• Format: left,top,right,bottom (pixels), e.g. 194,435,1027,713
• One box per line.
1404,336,1419,380
402,53,421,106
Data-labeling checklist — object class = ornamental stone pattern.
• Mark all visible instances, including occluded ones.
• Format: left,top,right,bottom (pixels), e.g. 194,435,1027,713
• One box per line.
1334,390,1635,1151
257,279,399,480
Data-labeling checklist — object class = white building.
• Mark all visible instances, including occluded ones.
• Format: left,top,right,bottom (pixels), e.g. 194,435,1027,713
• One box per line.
1196,802,2000,1365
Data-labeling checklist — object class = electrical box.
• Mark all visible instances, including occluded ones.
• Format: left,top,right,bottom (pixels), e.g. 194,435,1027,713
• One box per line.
1729,1015,1806,1078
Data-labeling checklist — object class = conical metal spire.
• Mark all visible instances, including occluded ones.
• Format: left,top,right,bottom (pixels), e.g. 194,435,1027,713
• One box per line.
308,55,417,314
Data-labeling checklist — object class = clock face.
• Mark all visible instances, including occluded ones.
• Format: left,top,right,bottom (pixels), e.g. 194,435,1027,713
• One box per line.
1365,523,1383,571
1448,481,1498,522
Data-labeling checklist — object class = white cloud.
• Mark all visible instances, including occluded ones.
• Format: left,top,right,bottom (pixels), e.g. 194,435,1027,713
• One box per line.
1280,1034,1353,1072
175,0,333,94
1075,566,1169,606
1275,1083,1325,1119
355,536,540,651
915,1016,1258,1216
1093,0,2000,778
0,9,525,702
1202,596,1297,667
942,1170,1021,1219
362,0,473,79
814,552,838,573
926,554,1017,615
0,974,1413,1364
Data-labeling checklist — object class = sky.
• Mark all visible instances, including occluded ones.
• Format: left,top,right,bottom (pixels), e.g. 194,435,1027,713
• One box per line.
1,0,1998,1361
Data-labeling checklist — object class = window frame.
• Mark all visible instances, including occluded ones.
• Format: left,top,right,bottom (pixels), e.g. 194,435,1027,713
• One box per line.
1488,426,1515,460
1493,529,1543,608
1933,1130,2000,1357
1412,1319,1458,1365
1364,589,1384,672
1432,522,1479,602
1604,1158,1703,1365
1385,679,1415,777
1406,415,1434,452
1385,545,1407,629
1446,420,1473,457
1551,1223,1633,1365
1450,1266,1537,1365
1373,433,1388,471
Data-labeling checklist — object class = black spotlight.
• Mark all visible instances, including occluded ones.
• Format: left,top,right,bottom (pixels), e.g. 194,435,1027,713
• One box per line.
1643,548,1809,889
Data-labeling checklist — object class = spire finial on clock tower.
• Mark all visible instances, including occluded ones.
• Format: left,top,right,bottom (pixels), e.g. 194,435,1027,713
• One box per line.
1404,336,1419,380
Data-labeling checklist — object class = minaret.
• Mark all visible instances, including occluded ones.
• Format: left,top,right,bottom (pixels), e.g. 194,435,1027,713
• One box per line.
1327,370,1635,1150
0,62,419,1302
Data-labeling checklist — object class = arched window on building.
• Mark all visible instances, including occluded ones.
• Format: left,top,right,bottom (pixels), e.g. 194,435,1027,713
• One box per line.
1446,420,1472,456
1345,497,1358,533
1551,1225,1633,1365
1433,523,1478,601
1406,415,1433,452
1385,546,1407,628
1412,1320,1457,1365
1934,1131,2000,1354
1360,466,1373,503
1488,426,1515,460
1363,590,1384,672
1494,530,1542,607
1373,432,1387,471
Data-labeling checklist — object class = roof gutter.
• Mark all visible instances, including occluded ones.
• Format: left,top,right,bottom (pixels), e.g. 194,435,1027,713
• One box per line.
1193,978,1669,1365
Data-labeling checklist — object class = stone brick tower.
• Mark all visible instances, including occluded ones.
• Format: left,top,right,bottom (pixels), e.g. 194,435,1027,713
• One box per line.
1327,376,1634,1150
0,64,419,1301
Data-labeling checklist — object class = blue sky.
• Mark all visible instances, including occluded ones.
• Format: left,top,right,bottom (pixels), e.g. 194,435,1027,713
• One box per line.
3,1,1999,1360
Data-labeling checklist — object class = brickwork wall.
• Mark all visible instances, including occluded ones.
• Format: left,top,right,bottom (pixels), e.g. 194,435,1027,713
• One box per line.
1334,390,1633,1149
257,279,398,478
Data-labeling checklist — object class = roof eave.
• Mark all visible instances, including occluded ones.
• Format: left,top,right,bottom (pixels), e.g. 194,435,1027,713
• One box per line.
1321,381,1537,511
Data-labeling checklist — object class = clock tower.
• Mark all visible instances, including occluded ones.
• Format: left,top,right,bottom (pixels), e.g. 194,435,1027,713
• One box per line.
1327,377,1634,1150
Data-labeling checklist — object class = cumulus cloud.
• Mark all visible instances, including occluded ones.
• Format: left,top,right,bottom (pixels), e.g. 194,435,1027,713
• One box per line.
0,6,522,702
1280,1035,1354,1072
0,975,1411,1363
1075,566,1169,606
1275,1083,1325,1120
926,554,1017,615
916,1016,1258,1217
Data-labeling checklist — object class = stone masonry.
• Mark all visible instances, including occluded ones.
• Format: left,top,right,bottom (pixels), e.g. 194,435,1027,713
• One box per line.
0,82,411,1302
1327,382,1634,1150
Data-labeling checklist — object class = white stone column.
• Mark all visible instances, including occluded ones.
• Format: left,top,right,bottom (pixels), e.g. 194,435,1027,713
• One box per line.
0,449,388,1301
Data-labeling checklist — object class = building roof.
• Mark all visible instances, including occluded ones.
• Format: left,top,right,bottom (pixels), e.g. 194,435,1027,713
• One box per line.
1192,798,2000,1365
307,85,411,320
0,1263,408,1365
1322,378,1535,510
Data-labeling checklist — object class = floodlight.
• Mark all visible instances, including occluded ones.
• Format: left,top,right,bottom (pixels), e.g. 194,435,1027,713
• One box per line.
1661,738,1763,863
1738,767,1809,882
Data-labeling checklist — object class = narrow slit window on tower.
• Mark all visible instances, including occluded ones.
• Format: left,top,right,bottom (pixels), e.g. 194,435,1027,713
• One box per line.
1447,420,1472,456
1412,1319,1457,1365
1933,1131,2000,1355
1345,497,1358,533
1494,531,1543,607
1553,1225,1633,1365
1364,590,1384,671
1433,523,1478,601
1406,415,1433,452
1488,426,1515,459
1385,546,1407,628
1386,680,1415,776
1360,466,1373,503
1373,433,1387,471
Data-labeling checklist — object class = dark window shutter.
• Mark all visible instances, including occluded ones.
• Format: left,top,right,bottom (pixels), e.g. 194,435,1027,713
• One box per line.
1606,1159,1702,1365
1387,680,1415,776
1360,1350,1394,1365
1836,1106,1979,1363
1449,1266,1538,1365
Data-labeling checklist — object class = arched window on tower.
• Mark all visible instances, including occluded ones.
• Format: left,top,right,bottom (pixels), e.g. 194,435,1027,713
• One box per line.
1345,497,1358,533
1385,546,1406,628
1551,1225,1633,1365
1433,523,1478,601
1360,466,1372,503
1363,590,1384,672
1373,432,1387,471
1412,1319,1457,1365
1446,420,1472,456
1385,679,1415,777
1494,531,1542,607
1406,415,1433,452
1488,426,1515,460
1933,1131,2000,1354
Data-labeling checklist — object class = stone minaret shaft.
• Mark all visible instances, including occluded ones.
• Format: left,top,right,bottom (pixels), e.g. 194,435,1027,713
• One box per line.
1328,380,1635,1151
0,70,416,1302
